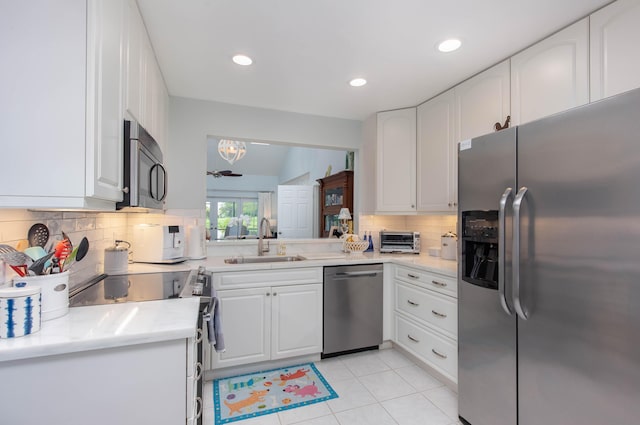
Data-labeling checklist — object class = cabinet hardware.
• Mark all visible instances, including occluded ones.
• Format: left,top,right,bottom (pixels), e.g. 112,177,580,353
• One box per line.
453,202,457,206
273,292,277,296
431,280,447,287
432,348,447,359
494,115,511,131
407,273,419,279
431,310,447,318
195,396,203,419
266,293,271,296
407,300,419,307
448,202,452,207
407,334,420,343
195,328,203,343
195,362,203,380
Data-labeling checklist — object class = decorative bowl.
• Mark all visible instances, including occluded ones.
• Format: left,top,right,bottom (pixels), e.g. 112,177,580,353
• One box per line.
344,239,369,253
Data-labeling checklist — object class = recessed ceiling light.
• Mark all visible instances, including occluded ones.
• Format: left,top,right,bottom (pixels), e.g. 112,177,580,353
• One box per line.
438,39,462,53
232,54,253,66
349,78,367,87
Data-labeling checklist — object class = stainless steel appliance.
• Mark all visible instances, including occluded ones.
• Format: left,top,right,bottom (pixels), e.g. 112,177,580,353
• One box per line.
458,88,640,425
116,120,167,210
70,268,212,425
379,231,420,254
322,264,383,357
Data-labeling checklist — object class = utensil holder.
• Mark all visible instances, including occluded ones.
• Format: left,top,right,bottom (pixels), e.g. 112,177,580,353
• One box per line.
13,271,69,321
0,286,41,338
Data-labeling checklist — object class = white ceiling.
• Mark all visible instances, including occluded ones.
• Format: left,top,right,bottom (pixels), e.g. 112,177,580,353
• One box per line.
137,0,612,121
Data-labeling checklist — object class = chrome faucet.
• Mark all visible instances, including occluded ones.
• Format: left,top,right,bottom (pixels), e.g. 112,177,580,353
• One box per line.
258,217,271,256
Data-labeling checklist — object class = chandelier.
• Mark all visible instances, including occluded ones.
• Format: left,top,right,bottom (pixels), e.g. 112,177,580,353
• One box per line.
218,139,247,165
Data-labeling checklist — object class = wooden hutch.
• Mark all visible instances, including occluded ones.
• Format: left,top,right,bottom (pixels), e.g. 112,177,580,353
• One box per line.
317,170,354,237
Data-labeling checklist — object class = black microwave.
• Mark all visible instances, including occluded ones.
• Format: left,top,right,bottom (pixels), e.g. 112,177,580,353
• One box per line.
116,120,167,210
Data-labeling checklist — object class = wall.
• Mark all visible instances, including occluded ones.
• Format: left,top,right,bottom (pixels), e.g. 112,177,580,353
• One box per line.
279,146,348,184
167,96,363,210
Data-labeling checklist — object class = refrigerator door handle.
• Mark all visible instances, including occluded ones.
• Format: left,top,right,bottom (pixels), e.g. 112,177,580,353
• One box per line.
513,186,529,320
499,187,514,315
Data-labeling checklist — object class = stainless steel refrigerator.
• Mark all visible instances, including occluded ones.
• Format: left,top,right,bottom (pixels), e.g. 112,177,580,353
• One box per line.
457,87,640,425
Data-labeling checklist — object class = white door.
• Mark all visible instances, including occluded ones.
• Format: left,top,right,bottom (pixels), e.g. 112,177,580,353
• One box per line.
511,18,589,125
376,108,417,212
590,0,640,101
277,185,314,238
417,89,456,212
455,60,511,142
211,288,270,368
271,284,323,360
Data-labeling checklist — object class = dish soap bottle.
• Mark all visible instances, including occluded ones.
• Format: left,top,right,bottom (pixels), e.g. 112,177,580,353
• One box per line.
366,231,374,252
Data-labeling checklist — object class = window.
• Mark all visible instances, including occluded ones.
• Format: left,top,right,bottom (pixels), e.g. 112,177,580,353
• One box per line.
207,197,258,240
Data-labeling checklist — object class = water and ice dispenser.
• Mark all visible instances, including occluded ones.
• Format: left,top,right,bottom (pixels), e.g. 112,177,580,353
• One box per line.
461,211,499,290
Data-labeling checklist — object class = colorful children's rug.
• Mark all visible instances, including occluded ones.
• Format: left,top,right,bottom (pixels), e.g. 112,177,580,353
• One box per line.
213,363,338,424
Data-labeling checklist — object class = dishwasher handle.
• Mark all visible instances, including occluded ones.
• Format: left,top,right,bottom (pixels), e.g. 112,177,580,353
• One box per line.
332,271,382,279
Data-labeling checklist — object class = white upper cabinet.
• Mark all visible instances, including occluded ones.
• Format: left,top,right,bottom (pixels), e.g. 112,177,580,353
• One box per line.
125,0,169,150
455,60,511,143
376,108,417,213
125,0,143,123
85,0,126,203
590,0,640,101
417,90,457,212
511,19,589,125
0,0,124,209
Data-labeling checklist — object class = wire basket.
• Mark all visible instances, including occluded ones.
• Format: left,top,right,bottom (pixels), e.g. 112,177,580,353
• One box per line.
344,239,369,253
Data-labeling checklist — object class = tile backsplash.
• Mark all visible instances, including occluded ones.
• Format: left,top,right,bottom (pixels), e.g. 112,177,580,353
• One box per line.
358,213,458,253
0,209,204,289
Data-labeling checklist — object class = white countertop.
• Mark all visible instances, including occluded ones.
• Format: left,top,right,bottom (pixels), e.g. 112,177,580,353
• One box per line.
0,297,200,362
0,252,456,363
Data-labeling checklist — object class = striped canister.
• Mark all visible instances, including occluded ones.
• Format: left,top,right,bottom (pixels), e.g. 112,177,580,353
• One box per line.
0,286,41,338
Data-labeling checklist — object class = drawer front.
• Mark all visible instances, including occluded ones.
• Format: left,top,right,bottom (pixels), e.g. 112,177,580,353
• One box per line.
214,267,323,289
396,282,457,339
395,315,457,381
395,265,457,297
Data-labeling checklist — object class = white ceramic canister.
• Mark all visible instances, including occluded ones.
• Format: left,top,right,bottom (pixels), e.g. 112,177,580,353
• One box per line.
441,232,458,261
104,240,130,274
13,271,69,321
186,225,206,259
0,286,41,338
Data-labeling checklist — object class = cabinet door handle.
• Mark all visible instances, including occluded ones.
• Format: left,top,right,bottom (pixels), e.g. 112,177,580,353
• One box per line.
407,273,419,279
431,310,447,318
431,280,447,287
407,334,420,343
195,328,203,343
195,396,203,419
448,202,452,207
407,300,419,307
195,362,203,380
273,292,277,296
266,293,271,296
432,348,447,359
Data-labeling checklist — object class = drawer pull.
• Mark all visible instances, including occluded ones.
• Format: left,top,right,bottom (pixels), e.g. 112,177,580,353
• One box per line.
195,396,203,419
195,362,203,381
431,280,447,287
195,328,203,343
407,300,419,307
431,310,447,318
432,348,447,359
407,334,420,343
407,273,420,279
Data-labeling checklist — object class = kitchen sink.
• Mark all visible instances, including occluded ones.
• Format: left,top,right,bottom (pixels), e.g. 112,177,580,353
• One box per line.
224,255,306,264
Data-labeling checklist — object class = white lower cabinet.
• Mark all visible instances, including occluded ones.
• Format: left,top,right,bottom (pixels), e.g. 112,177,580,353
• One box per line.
210,268,323,369
392,264,458,383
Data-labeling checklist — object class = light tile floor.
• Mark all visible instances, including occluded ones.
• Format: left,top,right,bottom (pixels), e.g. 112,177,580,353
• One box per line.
203,348,462,425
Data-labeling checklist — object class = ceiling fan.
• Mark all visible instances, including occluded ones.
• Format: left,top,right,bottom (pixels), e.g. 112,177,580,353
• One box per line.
207,170,243,178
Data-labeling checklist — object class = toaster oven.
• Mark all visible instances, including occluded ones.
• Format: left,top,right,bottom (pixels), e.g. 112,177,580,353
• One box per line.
379,231,421,254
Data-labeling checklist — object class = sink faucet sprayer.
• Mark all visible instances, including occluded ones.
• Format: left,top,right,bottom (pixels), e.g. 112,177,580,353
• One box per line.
258,217,272,256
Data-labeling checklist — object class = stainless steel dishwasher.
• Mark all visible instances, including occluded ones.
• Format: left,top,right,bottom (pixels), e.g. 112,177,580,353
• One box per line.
323,263,383,357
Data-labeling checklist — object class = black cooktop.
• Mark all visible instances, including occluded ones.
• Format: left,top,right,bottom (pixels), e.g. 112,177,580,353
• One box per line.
69,271,193,307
